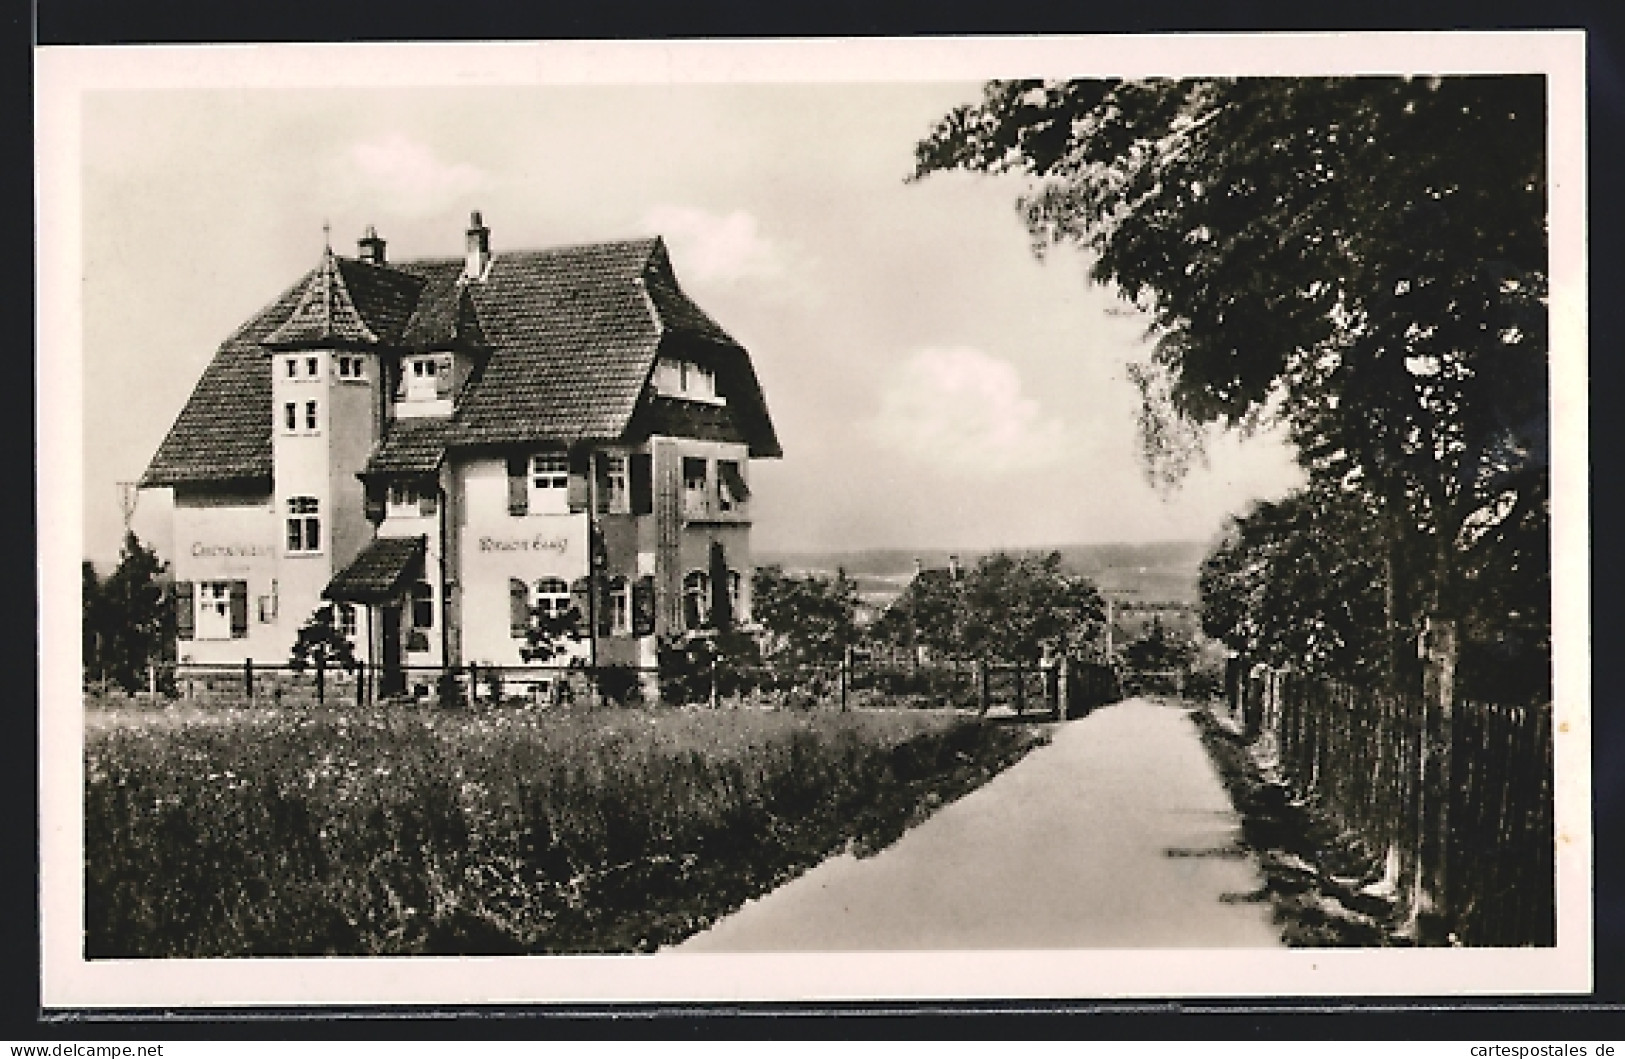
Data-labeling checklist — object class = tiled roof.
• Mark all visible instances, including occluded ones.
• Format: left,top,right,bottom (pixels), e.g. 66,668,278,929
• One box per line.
141,279,304,486
323,534,426,603
363,419,458,476
143,233,780,488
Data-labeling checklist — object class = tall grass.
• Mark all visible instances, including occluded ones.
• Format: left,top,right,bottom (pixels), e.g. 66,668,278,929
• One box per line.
86,704,1042,956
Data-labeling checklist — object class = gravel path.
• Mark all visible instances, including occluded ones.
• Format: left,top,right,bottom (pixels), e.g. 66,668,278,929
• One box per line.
676,697,1283,950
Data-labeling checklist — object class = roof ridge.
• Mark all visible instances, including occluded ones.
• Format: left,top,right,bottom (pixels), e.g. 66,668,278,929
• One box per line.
380,236,662,269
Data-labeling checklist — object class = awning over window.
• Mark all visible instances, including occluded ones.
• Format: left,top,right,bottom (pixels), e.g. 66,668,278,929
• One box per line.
323,535,426,604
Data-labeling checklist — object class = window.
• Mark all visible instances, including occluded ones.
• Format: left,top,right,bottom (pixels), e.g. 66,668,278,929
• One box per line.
654,357,722,403
727,569,743,622
337,602,356,639
196,581,233,640
535,577,571,621
607,576,630,635
410,582,434,630
598,454,628,515
305,400,318,431
285,358,297,378
683,570,710,631
718,460,749,512
285,496,320,553
306,356,319,377
683,457,709,516
529,453,569,514
400,355,450,403
283,402,297,431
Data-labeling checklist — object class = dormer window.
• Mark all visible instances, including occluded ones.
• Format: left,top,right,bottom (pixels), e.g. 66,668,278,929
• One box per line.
399,354,454,405
654,356,723,404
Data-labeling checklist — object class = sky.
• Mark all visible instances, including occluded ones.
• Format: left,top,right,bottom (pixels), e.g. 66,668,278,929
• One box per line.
77,75,1303,569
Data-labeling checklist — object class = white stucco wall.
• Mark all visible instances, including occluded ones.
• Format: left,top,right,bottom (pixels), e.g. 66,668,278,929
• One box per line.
456,456,590,668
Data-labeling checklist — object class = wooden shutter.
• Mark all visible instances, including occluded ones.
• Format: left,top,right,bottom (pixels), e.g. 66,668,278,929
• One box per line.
229,581,249,639
597,579,615,636
629,453,653,515
506,456,528,515
632,576,656,637
509,578,529,637
418,488,438,516
569,577,592,626
708,542,733,633
434,359,453,398
174,581,195,640
566,449,591,513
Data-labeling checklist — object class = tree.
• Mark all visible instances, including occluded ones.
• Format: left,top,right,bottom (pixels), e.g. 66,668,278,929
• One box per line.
1199,483,1388,683
84,532,173,693
289,603,359,705
913,77,1548,699
1120,615,1196,674
873,552,1105,665
750,565,860,668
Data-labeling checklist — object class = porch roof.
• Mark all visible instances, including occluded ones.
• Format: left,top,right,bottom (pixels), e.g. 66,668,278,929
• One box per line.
323,534,426,604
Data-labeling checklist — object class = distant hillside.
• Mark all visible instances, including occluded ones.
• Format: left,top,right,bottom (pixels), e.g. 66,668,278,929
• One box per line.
759,540,1212,605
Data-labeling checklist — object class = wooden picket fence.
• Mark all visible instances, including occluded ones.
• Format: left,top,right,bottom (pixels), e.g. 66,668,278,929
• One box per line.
1236,668,1554,946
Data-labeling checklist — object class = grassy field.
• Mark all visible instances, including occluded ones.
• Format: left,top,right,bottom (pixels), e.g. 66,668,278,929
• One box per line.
85,702,1044,957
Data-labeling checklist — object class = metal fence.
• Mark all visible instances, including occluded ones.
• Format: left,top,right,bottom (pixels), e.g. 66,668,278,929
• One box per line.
1231,667,1554,946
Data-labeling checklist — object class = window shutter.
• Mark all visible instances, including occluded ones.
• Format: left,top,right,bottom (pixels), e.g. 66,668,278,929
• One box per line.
229,581,249,639
709,542,733,633
506,456,528,516
434,360,453,398
174,581,195,640
597,579,614,636
632,576,656,637
629,453,653,515
569,577,592,625
509,578,529,637
418,489,438,516
566,449,591,513
594,454,612,516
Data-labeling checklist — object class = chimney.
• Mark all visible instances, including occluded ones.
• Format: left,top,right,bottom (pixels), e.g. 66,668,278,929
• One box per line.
947,554,961,580
357,225,386,266
465,210,491,281
913,557,924,578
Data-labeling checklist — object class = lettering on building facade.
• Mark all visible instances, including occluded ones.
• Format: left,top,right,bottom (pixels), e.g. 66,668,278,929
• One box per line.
478,535,570,555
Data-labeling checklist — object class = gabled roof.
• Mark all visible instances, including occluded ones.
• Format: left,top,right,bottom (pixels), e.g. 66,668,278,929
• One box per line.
143,234,780,488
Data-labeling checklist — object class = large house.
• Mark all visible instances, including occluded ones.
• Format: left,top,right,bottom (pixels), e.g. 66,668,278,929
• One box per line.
140,212,780,693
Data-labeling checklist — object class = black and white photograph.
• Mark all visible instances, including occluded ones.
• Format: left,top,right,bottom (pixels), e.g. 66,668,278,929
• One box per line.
36,33,1589,1007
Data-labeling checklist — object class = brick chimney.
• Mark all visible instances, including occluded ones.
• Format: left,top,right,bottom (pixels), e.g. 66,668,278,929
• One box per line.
465,210,491,281
357,225,386,265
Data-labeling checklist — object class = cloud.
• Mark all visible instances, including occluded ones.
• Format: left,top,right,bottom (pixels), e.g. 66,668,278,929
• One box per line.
640,205,785,285
871,347,1073,473
340,133,489,217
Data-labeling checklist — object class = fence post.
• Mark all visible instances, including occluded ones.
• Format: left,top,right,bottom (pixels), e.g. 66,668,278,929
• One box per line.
1014,661,1026,716
1057,657,1071,720
710,651,720,709
976,659,990,716
839,647,850,712
244,657,253,703
356,661,366,707
315,653,326,706
147,663,156,699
